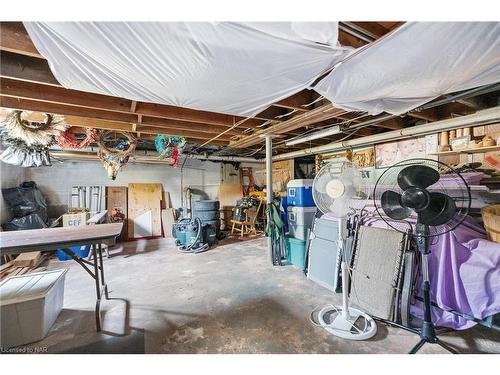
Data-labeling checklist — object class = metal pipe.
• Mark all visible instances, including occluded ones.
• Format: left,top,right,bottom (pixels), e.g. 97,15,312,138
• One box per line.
265,135,273,255
339,22,377,43
48,149,264,163
272,106,500,161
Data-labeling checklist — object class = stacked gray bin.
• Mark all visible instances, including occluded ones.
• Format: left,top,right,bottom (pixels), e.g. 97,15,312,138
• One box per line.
192,200,220,236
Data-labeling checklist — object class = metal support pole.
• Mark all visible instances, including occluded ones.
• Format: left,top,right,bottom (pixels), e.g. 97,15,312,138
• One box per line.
265,135,273,256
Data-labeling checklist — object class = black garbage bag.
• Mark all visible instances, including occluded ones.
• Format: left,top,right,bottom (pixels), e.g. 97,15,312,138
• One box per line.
2,181,48,230
2,212,48,231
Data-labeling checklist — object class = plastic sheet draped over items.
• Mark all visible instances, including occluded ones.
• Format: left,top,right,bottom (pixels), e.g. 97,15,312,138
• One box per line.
24,22,350,117
314,22,500,115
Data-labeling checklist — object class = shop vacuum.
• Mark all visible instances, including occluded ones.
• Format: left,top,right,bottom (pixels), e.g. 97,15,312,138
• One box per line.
172,200,220,254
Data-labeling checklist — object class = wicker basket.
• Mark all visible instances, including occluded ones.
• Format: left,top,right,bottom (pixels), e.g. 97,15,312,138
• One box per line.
482,204,500,243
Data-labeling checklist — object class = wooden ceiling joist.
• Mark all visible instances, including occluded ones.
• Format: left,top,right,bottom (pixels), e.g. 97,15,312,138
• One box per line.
0,97,237,142
0,22,43,58
0,74,263,129
1,77,131,113
0,51,59,86
0,108,230,146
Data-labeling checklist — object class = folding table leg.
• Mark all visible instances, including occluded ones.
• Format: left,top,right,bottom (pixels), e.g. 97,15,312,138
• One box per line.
91,243,102,331
98,243,110,299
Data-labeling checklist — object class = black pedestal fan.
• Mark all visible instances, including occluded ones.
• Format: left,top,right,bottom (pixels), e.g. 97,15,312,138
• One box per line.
373,158,471,354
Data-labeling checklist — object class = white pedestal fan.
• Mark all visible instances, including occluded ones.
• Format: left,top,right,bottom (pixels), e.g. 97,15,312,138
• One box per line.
312,161,377,340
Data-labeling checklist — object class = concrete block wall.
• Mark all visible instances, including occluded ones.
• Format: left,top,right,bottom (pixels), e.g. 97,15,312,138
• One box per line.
25,158,223,217
0,163,27,224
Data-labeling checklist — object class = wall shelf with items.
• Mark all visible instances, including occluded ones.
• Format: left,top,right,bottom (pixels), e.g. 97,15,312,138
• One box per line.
429,145,500,156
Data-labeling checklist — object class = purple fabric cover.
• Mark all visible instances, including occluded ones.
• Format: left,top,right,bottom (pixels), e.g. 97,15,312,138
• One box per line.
412,217,500,329
359,214,500,329
439,172,485,186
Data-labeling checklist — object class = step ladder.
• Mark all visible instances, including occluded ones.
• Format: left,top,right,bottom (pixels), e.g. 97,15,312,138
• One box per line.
240,167,255,196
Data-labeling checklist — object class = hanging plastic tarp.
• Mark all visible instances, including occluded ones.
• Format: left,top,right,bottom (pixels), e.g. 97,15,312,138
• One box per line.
24,22,350,117
314,22,500,115
0,147,52,167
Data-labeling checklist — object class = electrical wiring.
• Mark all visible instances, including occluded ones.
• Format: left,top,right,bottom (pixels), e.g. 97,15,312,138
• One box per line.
276,112,370,146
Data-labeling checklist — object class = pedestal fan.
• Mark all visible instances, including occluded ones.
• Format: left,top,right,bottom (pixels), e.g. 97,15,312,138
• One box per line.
373,158,471,354
312,161,377,340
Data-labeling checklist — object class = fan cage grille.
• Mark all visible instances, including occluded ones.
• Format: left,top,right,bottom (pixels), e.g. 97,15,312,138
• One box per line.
373,158,471,237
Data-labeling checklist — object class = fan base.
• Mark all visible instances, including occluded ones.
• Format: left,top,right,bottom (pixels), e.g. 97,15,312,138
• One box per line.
318,306,377,341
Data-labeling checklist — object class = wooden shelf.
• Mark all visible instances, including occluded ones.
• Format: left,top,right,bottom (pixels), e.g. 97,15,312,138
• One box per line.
430,145,500,156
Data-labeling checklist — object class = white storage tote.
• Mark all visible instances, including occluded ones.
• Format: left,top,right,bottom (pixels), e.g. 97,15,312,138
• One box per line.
286,179,315,207
0,269,67,348
287,206,317,240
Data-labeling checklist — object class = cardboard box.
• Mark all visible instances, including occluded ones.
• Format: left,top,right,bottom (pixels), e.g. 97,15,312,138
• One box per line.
62,212,90,227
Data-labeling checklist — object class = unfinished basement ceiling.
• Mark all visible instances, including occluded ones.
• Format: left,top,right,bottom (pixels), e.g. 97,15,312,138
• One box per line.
1,21,499,160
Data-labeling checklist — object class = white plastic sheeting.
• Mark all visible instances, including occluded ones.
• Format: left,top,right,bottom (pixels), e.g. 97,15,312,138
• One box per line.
24,22,350,117
314,22,500,115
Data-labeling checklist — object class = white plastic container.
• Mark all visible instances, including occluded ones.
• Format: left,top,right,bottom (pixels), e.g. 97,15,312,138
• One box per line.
288,206,317,240
0,269,67,348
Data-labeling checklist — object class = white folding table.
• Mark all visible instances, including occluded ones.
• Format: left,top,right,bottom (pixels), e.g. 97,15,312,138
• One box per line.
0,223,123,331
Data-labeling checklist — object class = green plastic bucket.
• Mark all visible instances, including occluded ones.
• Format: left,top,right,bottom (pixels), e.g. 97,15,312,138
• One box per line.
286,236,306,269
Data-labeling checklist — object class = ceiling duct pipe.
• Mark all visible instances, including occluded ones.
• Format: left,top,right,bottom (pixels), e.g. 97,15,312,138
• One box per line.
48,149,264,164
271,105,500,161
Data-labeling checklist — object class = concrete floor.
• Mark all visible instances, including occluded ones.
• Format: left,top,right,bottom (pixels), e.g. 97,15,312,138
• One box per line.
19,236,500,354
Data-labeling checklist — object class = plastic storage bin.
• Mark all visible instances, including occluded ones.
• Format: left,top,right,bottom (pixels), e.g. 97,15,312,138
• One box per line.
286,179,315,207
0,269,67,348
286,236,307,269
287,206,316,240
56,245,91,261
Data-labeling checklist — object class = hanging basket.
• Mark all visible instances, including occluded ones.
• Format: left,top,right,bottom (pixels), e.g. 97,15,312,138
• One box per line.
56,127,98,149
97,130,137,179
2,110,66,146
98,130,137,156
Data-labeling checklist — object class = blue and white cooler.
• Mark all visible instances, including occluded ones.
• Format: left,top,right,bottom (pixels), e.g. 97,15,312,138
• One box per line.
286,179,315,207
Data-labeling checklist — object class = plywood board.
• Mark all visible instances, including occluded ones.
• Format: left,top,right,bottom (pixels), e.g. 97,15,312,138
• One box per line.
218,184,243,207
128,183,162,238
106,186,128,241
161,208,177,238
162,191,171,209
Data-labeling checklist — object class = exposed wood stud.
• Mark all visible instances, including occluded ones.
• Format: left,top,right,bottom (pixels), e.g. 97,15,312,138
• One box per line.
130,100,137,112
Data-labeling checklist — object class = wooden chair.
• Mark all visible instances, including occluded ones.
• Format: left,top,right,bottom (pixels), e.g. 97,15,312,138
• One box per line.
230,198,263,238
230,214,249,238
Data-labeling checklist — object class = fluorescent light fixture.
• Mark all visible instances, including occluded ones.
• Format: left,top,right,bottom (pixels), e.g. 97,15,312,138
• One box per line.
285,125,341,146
